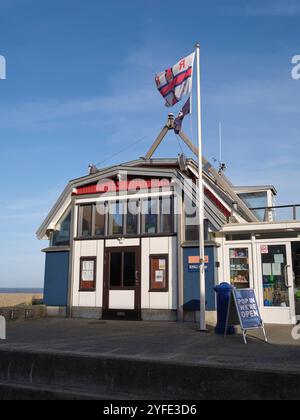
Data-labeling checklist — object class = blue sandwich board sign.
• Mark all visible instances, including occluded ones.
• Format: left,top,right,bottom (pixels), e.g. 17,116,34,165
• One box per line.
226,288,267,344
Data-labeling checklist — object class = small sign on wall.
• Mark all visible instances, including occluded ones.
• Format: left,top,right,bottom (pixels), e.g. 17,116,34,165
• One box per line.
260,245,269,254
188,255,209,272
155,270,164,283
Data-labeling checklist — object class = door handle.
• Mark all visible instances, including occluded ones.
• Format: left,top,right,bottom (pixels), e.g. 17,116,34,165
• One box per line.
135,270,139,280
284,265,292,289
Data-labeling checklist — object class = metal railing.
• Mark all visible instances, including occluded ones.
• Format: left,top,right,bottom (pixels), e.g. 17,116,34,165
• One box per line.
249,204,300,222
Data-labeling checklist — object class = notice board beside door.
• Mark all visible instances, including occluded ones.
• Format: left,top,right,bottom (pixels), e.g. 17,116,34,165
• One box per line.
226,288,268,344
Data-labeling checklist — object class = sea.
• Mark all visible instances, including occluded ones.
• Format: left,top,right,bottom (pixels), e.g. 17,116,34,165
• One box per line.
0,288,44,294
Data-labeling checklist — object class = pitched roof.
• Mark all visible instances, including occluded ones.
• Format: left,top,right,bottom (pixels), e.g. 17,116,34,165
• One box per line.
36,157,259,239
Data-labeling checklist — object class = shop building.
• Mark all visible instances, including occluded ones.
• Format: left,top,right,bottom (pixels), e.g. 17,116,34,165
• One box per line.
37,116,300,325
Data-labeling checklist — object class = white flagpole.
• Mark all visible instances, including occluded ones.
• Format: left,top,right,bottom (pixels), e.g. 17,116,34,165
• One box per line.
195,43,206,331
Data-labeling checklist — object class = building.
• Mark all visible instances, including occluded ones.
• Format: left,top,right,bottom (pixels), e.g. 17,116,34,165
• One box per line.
37,116,300,325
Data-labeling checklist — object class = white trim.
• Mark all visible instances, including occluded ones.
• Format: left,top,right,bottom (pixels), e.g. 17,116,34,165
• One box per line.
223,221,300,233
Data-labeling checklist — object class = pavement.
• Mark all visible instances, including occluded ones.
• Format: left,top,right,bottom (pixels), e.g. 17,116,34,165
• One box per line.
1,318,300,374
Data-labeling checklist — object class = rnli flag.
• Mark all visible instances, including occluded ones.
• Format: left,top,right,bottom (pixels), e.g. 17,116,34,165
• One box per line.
155,52,195,107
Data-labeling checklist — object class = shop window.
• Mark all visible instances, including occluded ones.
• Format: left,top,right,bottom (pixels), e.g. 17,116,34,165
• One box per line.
260,245,290,307
229,247,250,289
52,211,71,246
149,255,169,292
79,257,96,291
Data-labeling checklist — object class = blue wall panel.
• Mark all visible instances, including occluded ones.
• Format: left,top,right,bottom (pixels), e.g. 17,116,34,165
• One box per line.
183,246,216,311
44,252,69,307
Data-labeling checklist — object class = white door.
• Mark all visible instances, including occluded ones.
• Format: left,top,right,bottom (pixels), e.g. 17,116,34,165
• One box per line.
225,244,253,289
256,243,295,325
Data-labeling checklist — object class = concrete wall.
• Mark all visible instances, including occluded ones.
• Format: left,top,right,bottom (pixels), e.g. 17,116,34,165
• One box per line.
0,294,43,308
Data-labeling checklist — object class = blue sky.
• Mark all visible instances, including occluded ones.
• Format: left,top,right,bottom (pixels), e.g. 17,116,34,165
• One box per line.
0,0,299,287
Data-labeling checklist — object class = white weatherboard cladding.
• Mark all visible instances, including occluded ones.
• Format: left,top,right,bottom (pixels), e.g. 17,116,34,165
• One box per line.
141,236,177,311
109,291,135,310
72,236,177,311
72,240,104,308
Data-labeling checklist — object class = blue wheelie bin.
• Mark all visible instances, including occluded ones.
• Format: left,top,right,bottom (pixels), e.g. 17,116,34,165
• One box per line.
214,282,236,335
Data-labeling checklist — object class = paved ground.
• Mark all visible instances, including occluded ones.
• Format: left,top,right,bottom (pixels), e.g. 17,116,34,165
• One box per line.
1,318,300,374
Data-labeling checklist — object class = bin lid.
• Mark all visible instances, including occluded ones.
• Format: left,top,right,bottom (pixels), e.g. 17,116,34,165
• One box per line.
214,282,232,292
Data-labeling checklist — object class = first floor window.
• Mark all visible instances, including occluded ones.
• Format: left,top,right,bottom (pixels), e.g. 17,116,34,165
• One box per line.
160,197,173,234
95,203,106,236
77,195,174,239
52,211,71,246
143,199,159,234
80,205,93,237
126,200,139,235
80,257,96,291
110,202,124,235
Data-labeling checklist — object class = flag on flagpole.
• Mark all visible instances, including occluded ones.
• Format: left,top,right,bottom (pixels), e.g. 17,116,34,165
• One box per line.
155,52,195,107
174,97,191,134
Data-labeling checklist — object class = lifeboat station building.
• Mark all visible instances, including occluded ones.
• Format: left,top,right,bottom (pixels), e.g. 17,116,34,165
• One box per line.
37,117,300,326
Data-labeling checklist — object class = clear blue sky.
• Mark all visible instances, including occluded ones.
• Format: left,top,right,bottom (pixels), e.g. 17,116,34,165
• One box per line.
0,0,299,287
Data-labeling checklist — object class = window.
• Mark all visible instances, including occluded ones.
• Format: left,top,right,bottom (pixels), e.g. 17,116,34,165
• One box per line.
110,253,122,287
184,196,209,242
109,251,136,288
229,248,250,289
80,205,93,237
94,203,106,236
126,200,139,235
110,202,124,236
142,197,173,235
239,192,269,221
160,197,173,234
123,252,136,287
77,196,174,239
52,212,71,246
260,245,290,307
184,196,199,241
150,255,168,292
143,199,158,234
79,257,96,291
